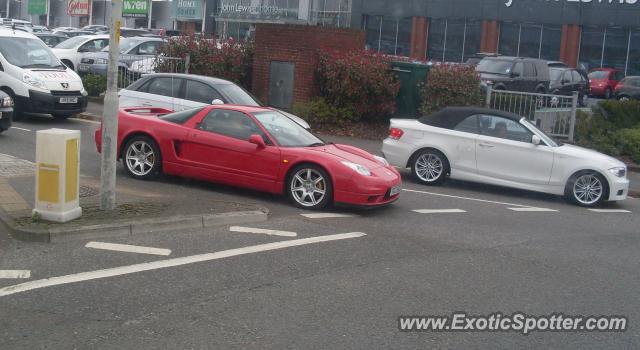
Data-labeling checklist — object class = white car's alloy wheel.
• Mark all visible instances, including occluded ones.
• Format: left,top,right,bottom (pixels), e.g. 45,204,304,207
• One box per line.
572,174,604,206
414,153,445,183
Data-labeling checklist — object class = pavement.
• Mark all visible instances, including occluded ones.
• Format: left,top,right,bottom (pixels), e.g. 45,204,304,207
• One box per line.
0,109,639,349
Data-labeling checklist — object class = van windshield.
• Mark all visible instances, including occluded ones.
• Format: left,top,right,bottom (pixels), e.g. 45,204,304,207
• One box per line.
0,37,65,69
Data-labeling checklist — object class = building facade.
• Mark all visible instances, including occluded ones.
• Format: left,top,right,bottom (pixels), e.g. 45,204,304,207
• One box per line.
354,0,640,76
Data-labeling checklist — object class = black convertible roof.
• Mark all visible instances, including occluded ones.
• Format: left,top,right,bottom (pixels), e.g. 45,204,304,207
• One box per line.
418,107,523,129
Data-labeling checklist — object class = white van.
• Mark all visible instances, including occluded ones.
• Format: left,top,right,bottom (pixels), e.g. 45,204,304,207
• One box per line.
0,27,87,120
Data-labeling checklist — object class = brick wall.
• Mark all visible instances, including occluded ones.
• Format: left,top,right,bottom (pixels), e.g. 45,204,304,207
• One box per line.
252,24,366,109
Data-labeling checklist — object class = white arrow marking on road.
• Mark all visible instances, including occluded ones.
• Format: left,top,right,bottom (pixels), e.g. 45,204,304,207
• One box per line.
9,127,32,132
229,226,297,237
508,207,558,212
0,270,31,279
300,213,356,219
403,189,534,208
0,232,366,298
86,242,172,256
412,209,467,214
588,209,632,213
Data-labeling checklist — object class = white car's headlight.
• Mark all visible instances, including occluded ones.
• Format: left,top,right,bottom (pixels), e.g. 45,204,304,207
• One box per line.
608,167,627,178
23,73,48,91
373,155,389,166
341,161,371,176
95,58,108,64
0,96,13,107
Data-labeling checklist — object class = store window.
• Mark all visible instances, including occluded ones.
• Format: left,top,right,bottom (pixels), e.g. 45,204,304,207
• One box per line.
540,25,561,61
628,30,640,76
427,19,447,61
499,22,520,56
444,19,465,62
519,24,542,58
579,26,605,72
363,15,412,56
603,27,629,73
463,20,482,61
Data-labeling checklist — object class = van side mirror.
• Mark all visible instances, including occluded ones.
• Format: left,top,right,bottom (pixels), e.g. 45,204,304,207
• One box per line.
532,135,542,145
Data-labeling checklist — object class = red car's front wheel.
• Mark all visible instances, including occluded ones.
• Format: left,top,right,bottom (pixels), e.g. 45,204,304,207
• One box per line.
287,165,333,210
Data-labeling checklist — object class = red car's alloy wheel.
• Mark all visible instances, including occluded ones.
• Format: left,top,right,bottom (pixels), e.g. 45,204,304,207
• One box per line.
123,136,161,180
289,166,331,209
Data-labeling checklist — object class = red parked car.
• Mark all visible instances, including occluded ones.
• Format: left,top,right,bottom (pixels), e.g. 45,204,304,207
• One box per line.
95,105,402,209
588,68,624,99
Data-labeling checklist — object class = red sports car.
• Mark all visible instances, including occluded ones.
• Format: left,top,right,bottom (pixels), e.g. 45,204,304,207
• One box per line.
95,105,401,209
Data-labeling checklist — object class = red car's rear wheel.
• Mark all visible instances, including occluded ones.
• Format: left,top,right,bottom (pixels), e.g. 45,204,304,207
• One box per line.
123,136,162,180
287,164,332,210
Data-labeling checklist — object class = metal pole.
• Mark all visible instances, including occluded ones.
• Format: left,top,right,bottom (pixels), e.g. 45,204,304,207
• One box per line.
201,0,206,33
485,83,493,108
147,0,152,29
46,0,50,27
89,0,93,25
5,0,9,19
100,0,122,210
569,91,578,142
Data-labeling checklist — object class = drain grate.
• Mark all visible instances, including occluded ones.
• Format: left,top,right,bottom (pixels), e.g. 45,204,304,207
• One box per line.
79,185,99,198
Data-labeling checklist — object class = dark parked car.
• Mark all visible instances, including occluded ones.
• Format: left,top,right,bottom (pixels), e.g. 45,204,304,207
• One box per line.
549,68,589,106
588,68,623,99
614,76,640,101
476,56,550,93
35,33,68,47
465,52,500,66
0,90,14,133
547,61,568,68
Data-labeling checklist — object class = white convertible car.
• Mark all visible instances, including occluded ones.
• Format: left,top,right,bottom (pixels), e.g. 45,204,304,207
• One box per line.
382,107,629,207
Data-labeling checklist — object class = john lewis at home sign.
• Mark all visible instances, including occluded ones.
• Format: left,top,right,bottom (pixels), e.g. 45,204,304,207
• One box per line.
174,0,202,20
505,0,639,7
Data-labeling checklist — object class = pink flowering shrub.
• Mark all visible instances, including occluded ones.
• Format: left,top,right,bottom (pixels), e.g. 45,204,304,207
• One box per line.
156,36,254,89
316,50,400,121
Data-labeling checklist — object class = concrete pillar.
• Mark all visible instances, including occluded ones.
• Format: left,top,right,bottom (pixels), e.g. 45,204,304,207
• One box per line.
480,20,499,53
560,24,581,68
409,16,428,60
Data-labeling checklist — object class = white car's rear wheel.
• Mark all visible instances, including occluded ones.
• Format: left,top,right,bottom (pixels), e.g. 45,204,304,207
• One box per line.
411,150,449,185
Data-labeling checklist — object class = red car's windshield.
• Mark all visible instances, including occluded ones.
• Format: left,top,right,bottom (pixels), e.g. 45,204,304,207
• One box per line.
253,111,324,147
588,71,609,80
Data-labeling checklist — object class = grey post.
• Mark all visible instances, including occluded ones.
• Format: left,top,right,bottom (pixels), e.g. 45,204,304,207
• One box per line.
484,83,493,108
185,54,190,74
568,91,578,143
100,0,123,210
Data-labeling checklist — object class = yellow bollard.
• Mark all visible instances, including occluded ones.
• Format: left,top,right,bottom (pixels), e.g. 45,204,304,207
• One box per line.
33,129,82,223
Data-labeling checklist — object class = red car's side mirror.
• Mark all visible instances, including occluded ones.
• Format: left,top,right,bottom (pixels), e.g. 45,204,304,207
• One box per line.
248,134,266,148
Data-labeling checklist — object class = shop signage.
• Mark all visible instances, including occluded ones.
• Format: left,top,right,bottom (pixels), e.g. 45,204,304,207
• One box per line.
28,0,47,15
67,0,90,16
123,0,149,18
219,2,281,15
506,0,639,7
174,0,202,20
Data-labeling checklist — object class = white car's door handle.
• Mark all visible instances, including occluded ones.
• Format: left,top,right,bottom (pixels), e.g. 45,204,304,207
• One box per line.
141,102,152,106
479,143,495,148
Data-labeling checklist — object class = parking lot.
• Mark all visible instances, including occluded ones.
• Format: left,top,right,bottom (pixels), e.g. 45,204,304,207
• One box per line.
1,116,639,348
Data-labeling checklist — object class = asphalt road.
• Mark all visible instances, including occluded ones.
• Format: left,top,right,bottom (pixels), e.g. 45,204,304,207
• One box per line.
1,115,639,349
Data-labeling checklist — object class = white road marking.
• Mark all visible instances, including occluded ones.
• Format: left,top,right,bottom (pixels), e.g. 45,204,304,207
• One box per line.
0,270,31,279
229,226,297,237
9,127,32,132
0,232,366,298
508,207,558,212
403,188,535,208
300,213,356,219
412,209,467,214
588,209,632,213
85,242,172,256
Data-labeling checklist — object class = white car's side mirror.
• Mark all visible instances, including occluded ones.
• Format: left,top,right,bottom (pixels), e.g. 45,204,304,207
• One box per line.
532,135,542,145
212,99,224,105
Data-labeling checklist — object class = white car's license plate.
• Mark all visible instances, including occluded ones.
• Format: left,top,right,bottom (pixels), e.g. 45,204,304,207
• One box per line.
78,64,89,71
59,97,78,104
390,185,401,196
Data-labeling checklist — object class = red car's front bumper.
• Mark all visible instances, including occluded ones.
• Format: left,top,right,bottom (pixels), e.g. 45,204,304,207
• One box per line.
334,166,402,207
589,84,609,96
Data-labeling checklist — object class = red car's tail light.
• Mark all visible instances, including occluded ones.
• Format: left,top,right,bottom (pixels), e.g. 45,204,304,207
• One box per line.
389,128,404,140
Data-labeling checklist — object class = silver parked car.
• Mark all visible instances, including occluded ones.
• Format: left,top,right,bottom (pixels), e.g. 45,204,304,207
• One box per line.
78,37,164,76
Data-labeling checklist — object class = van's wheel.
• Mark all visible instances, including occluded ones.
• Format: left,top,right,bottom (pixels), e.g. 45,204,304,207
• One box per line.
287,164,332,210
52,113,73,120
62,60,74,70
565,171,608,207
123,136,162,180
3,90,25,122
411,149,449,185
